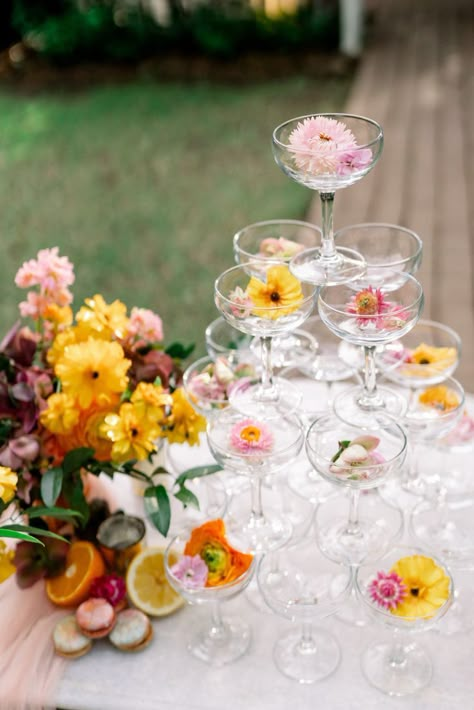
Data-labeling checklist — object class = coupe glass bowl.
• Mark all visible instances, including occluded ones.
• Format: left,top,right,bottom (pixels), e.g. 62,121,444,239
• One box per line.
165,532,255,666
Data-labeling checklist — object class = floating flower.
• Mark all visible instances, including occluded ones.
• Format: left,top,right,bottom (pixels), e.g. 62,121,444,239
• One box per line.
346,286,391,323
442,410,474,447
337,147,373,176
401,343,457,377
76,294,129,340
258,237,305,259
187,357,258,407
329,435,385,480
247,265,303,320
369,571,407,610
288,116,357,174
389,555,451,619
227,286,254,319
230,418,274,454
163,387,207,446
0,466,18,504
418,385,460,412
0,541,15,583
90,573,126,607
170,554,209,589
55,339,131,409
183,519,253,587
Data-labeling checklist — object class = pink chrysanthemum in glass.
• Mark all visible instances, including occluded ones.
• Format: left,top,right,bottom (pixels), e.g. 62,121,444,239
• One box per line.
346,286,392,326
288,116,357,174
170,554,208,589
229,418,274,454
369,571,407,610
127,307,164,343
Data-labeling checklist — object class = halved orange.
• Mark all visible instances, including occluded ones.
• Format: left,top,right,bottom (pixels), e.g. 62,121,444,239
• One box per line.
46,541,106,608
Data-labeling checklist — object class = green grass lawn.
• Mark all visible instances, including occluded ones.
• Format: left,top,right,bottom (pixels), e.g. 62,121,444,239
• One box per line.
0,76,351,356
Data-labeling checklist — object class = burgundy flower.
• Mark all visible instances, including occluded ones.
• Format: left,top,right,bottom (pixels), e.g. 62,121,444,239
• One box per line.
128,349,178,389
14,536,69,589
0,324,38,368
89,573,126,607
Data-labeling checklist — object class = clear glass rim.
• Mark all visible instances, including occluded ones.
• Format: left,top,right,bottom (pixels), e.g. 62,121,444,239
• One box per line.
233,219,322,261
318,270,423,319
164,534,256,597
355,545,454,623
305,412,408,469
272,112,384,153
215,262,317,312
398,318,462,353
334,222,423,268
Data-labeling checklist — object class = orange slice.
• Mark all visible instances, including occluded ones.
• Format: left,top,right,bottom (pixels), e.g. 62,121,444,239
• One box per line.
46,541,106,608
126,547,184,617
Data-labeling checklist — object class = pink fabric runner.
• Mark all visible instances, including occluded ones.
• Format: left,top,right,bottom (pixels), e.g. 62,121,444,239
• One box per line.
0,576,66,710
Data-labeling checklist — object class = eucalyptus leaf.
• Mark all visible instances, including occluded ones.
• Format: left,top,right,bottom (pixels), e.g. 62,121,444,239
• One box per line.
175,464,221,487
40,467,63,506
144,484,171,537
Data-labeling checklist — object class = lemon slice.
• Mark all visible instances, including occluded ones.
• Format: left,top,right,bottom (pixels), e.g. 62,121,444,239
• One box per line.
126,547,185,617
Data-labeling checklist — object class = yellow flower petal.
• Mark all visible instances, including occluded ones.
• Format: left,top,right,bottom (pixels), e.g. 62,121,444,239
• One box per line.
0,467,18,504
390,555,451,619
246,265,304,320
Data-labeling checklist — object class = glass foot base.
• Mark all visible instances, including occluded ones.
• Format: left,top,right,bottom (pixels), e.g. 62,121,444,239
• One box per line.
189,616,251,666
274,627,341,683
316,515,397,566
361,641,432,696
229,377,302,419
251,330,318,369
333,385,407,427
290,246,366,286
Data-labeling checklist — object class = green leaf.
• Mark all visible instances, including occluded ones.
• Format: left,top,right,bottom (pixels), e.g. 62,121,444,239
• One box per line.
62,447,95,476
165,342,195,360
174,485,199,510
63,477,90,526
4,524,69,543
24,506,84,522
0,527,45,544
151,466,170,477
175,464,221,487
144,484,171,537
40,467,63,506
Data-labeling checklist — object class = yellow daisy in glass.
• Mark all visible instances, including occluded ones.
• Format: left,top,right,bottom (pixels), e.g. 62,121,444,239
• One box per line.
418,385,460,412
246,265,303,320
389,555,451,619
55,339,131,409
402,343,457,378
76,294,129,340
102,403,161,463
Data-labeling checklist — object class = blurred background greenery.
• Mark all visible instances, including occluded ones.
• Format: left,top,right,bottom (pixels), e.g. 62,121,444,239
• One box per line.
0,0,353,354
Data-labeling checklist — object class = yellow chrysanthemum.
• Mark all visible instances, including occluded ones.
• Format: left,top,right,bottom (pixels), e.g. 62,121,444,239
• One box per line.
419,385,460,412
43,303,73,328
56,405,115,462
246,265,304,320
55,339,131,409
164,387,206,446
47,327,87,367
402,343,457,378
40,393,79,435
0,467,18,504
0,541,15,583
390,555,451,619
76,294,129,340
101,403,160,463
130,382,172,425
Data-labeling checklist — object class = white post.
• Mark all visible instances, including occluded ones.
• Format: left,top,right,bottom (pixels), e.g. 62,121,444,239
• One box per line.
339,0,364,58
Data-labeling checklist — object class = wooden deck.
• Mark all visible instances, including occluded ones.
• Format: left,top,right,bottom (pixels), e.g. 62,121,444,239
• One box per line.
308,0,474,388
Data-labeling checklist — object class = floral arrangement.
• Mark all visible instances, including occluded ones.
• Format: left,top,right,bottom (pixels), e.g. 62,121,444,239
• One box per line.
418,385,460,412
0,248,209,560
346,286,409,330
288,116,373,176
330,435,385,481
368,554,450,618
170,519,253,589
186,356,257,411
228,265,304,320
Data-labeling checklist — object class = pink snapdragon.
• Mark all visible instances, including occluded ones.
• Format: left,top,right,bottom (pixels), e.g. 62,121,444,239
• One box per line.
127,307,164,343
15,248,74,321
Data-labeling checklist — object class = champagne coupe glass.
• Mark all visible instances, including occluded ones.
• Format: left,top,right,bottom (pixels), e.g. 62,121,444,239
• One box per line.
334,222,423,389
258,540,351,683
165,532,255,665
318,270,424,426
215,262,317,417
207,407,304,552
205,316,253,363
356,546,453,696
272,113,383,285
234,219,321,368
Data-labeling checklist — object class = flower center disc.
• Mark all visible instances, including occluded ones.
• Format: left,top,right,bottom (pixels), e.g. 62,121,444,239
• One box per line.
240,425,261,443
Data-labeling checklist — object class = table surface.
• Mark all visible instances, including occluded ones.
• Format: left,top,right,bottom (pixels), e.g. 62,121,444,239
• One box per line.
52,384,474,710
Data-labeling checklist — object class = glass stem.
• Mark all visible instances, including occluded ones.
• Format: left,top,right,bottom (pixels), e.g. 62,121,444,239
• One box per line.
250,476,265,525
259,336,276,399
320,192,336,260
208,600,227,642
387,628,408,668
298,622,317,653
359,345,382,409
346,489,361,535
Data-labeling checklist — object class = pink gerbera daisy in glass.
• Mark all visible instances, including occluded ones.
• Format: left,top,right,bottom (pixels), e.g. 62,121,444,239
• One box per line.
346,286,392,326
229,418,274,454
369,571,407,610
288,116,357,174
170,554,209,589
